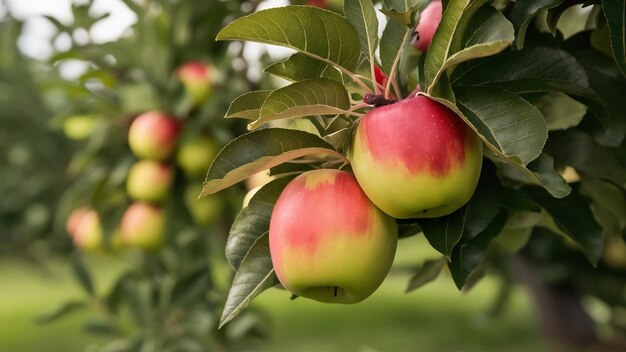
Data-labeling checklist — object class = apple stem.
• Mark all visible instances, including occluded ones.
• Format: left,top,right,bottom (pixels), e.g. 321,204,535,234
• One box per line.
363,94,397,107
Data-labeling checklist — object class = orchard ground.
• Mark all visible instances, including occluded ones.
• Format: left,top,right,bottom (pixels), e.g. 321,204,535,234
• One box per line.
0,236,551,352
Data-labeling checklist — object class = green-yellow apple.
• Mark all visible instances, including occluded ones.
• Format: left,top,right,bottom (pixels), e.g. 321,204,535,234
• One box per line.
62,114,101,140
120,203,165,250
349,95,483,219
184,184,222,226
126,160,174,203
67,208,103,251
413,0,442,52
176,135,219,178
176,61,213,105
269,169,397,303
128,112,180,160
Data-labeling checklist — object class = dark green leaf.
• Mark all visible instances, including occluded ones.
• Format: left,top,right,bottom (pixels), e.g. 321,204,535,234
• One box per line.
449,209,509,289
201,128,344,196
420,206,468,257
397,219,422,239
36,301,86,324
525,153,572,198
249,78,351,129
455,86,548,166
84,320,120,336
171,268,210,306
406,258,446,293
226,177,294,269
216,6,360,72
219,235,278,329
225,91,272,120
380,18,411,77
529,186,605,265
452,47,610,127
602,0,626,76
510,0,564,49
70,254,94,296
381,0,421,25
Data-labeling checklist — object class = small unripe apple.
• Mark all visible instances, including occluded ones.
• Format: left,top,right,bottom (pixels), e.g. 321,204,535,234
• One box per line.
349,95,483,219
128,112,180,160
176,135,219,179
67,208,103,251
413,1,442,52
269,169,398,304
62,114,101,140
176,61,213,105
126,160,174,203
120,203,165,250
184,184,223,226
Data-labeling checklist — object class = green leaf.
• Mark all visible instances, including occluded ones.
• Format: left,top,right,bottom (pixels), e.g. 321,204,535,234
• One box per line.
170,268,210,306
380,18,411,76
424,0,488,93
226,177,294,270
225,91,272,120
36,301,86,324
406,258,446,293
454,86,548,166
201,128,344,196
510,0,564,49
70,254,95,296
216,6,360,72
420,206,468,257
602,0,626,76
381,0,421,25
452,47,610,127
439,6,514,77
449,209,509,290
219,235,278,329
344,0,379,62
264,53,343,82
464,165,503,238
529,186,605,265
525,153,572,198
248,78,351,130
525,92,586,131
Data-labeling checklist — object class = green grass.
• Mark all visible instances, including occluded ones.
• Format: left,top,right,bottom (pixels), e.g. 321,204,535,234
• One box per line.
0,236,551,351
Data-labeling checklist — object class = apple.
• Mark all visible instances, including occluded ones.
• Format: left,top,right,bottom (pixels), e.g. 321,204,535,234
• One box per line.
67,208,103,251
374,65,388,87
120,203,165,250
269,169,398,303
176,135,219,178
176,61,213,105
184,184,223,226
349,95,483,219
413,0,442,52
128,112,180,160
306,0,326,7
126,160,174,203
62,114,101,141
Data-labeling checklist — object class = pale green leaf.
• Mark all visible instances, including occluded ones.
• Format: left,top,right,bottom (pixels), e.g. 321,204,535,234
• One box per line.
264,53,343,82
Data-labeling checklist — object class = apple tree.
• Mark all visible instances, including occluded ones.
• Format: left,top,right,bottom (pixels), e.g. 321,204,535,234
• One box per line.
31,0,278,350
203,0,626,348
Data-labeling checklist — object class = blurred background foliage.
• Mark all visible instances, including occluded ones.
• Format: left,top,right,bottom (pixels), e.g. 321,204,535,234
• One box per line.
0,0,625,351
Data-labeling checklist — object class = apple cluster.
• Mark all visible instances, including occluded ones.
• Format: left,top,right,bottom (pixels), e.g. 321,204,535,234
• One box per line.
66,61,222,251
267,3,481,304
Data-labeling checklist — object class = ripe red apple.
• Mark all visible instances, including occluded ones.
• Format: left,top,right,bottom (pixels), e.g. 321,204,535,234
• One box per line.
349,95,483,219
374,65,388,87
269,169,397,303
184,184,223,226
306,0,327,8
413,0,442,52
67,208,102,251
120,203,165,250
126,160,174,203
128,112,180,160
176,135,219,179
176,61,213,105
